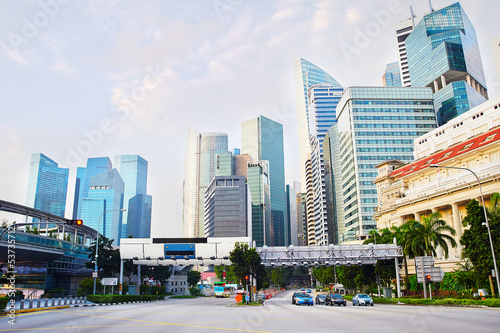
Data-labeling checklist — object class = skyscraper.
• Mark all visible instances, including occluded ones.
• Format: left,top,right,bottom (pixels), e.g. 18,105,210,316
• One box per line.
73,157,112,219
394,7,422,87
405,2,488,126
81,169,124,245
294,58,342,189
491,33,500,83
114,155,151,238
182,129,228,238
26,153,69,219
306,84,343,245
241,116,287,246
382,62,402,87
329,86,436,242
286,185,298,246
246,161,271,246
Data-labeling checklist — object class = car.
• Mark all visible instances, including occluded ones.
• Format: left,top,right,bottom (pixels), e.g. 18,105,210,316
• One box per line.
306,289,312,293
295,293,314,306
315,294,327,304
292,292,303,305
352,293,374,306
324,293,346,306
301,287,305,291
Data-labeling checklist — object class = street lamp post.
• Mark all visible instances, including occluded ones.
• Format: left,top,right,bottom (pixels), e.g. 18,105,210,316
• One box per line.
430,164,500,297
93,208,126,295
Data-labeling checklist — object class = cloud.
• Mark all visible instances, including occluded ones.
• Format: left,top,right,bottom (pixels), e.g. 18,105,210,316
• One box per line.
0,40,29,66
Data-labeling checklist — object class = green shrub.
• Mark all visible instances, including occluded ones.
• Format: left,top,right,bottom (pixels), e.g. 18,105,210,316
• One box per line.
86,295,158,303
189,288,202,296
0,296,9,312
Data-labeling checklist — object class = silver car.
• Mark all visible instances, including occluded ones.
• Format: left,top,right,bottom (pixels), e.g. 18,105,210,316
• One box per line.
352,293,374,306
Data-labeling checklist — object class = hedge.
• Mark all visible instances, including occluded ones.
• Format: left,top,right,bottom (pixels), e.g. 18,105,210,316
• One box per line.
87,295,159,303
368,297,500,307
0,297,9,312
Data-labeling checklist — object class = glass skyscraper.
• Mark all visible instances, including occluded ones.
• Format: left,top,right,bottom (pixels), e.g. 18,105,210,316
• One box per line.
382,62,402,87
246,161,271,247
241,116,287,246
26,153,69,219
405,2,488,126
182,129,228,238
81,169,124,245
115,155,151,238
328,87,436,242
294,58,342,189
73,157,112,219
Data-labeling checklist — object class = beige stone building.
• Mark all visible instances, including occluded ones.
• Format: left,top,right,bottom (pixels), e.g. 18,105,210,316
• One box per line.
374,97,500,273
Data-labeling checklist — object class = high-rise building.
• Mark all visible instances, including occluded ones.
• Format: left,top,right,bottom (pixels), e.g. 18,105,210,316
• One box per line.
72,167,86,219
215,152,235,177
286,185,298,246
26,153,69,219
241,116,287,246
306,84,343,245
73,157,112,219
204,175,250,238
294,58,342,190
246,161,271,246
295,192,307,246
114,155,151,238
382,62,402,87
394,7,422,87
81,169,124,245
182,129,228,238
328,86,436,242
491,33,500,83
405,2,488,126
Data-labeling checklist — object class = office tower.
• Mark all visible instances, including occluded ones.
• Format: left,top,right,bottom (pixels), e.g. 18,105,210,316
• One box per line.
294,58,342,190
26,153,69,219
114,155,151,238
246,161,271,246
405,2,488,126
204,175,250,238
72,167,86,219
73,157,112,219
286,185,298,246
295,192,307,246
182,129,228,238
304,156,315,245
81,169,124,245
329,86,436,242
394,6,422,87
306,84,343,245
323,129,339,245
492,33,500,83
216,152,235,177
241,116,287,246
382,62,402,87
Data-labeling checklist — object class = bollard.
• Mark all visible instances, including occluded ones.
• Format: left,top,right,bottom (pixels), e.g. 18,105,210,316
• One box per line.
44,299,48,307
19,300,24,310
64,298,67,305
58,298,62,306
36,299,41,308
52,298,55,307
29,300,33,309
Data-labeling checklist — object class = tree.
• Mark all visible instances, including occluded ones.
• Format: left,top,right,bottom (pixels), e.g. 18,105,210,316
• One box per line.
461,199,500,290
78,277,101,296
187,270,201,287
85,236,120,277
214,265,238,284
141,265,172,284
270,267,291,288
408,212,457,258
229,242,266,292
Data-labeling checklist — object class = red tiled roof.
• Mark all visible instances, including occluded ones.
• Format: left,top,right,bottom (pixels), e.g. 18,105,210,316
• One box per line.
391,126,500,178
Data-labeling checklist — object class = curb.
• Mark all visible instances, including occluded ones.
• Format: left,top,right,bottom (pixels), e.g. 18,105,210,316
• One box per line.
1,305,70,315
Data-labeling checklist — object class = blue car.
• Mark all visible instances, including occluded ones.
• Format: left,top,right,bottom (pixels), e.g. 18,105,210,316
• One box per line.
295,293,314,306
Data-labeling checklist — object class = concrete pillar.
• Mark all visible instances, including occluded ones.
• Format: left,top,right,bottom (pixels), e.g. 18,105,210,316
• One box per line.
441,75,446,88
452,204,463,257
414,213,421,222
434,80,439,92
466,74,471,85
433,209,444,258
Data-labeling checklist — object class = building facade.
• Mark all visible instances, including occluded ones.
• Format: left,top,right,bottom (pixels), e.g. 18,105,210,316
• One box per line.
115,155,151,238
329,86,436,242
374,97,500,272
246,161,271,247
26,153,69,219
286,184,298,246
294,58,342,190
182,129,228,238
382,62,402,87
203,175,250,238
405,2,488,126
80,169,124,245
241,116,287,246
491,33,500,83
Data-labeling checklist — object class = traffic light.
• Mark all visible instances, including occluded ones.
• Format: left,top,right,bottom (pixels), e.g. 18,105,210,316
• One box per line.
245,275,249,282
67,219,83,226
425,275,431,282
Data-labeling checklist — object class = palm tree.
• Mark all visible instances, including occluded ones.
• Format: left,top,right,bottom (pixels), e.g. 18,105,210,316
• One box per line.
488,192,500,219
410,211,457,258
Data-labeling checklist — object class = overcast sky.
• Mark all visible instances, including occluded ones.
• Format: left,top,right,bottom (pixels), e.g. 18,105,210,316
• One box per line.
1,0,499,237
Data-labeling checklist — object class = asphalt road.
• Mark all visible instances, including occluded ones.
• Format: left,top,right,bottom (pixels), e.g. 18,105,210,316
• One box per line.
1,291,499,332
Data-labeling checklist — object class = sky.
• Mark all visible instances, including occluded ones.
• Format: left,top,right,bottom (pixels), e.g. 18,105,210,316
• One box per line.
1,0,499,237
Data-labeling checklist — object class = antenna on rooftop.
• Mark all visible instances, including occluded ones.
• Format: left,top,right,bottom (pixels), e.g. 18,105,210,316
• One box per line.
429,0,434,12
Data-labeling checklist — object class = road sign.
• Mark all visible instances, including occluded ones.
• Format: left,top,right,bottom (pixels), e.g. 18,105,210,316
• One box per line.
92,271,98,278
235,294,242,303
416,266,444,283
245,295,250,303
252,286,257,293
415,256,435,267
101,278,118,286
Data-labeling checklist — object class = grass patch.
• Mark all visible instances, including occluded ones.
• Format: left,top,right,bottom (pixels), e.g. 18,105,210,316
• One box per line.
87,295,158,303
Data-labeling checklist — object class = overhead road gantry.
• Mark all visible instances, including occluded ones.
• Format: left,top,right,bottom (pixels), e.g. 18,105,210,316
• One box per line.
257,243,403,267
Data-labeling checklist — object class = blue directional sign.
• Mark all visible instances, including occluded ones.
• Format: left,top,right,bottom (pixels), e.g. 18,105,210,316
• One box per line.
164,243,195,259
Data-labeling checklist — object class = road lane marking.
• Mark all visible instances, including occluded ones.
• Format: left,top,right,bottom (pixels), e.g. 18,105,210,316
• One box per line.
48,310,272,332
0,324,158,331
